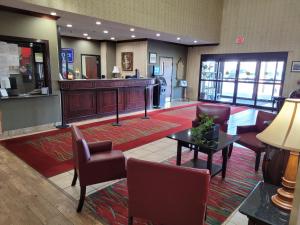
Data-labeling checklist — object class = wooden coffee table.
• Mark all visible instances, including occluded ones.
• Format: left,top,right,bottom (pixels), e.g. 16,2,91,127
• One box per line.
167,128,239,178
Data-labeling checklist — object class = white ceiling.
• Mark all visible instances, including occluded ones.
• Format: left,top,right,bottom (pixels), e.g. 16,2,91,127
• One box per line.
0,0,211,45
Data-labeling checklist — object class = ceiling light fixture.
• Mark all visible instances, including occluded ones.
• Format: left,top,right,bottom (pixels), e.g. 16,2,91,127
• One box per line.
193,40,198,43
83,33,88,36
50,12,57,16
156,33,160,37
103,30,109,34
96,21,101,25
131,35,136,38
87,37,91,40
130,28,135,32
66,24,72,28
177,37,181,40
110,37,115,40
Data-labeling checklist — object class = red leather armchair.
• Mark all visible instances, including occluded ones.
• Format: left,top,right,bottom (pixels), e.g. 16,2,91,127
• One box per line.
71,125,126,212
236,111,276,171
192,104,231,132
127,158,210,225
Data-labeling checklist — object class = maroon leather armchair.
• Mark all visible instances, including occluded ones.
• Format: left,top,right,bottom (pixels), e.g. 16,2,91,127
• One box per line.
192,104,231,132
127,158,210,225
71,125,126,212
236,111,276,171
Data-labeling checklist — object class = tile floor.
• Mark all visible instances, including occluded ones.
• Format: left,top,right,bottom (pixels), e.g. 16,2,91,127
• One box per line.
48,103,258,225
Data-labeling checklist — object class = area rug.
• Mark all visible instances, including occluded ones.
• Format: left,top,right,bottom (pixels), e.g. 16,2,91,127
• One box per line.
86,146,262,225
1,103,248,177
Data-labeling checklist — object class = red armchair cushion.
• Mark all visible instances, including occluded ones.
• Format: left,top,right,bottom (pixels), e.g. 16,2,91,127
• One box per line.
127,158,210,225
237,132,265,152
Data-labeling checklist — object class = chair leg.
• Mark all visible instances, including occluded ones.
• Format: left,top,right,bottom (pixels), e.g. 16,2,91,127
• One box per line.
128,216,133,225
255,152,261,171
71,168,78,186
77,186,86,212
228,143,233,158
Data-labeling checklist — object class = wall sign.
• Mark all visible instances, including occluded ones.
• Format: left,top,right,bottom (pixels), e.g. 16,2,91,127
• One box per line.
235,35,245,44
61,48,74,63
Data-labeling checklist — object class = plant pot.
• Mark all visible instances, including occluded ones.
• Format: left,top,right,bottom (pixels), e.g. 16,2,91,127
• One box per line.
204,124,220,140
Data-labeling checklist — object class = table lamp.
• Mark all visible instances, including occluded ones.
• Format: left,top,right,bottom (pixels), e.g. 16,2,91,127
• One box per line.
112,66,120,78
257,99,300,211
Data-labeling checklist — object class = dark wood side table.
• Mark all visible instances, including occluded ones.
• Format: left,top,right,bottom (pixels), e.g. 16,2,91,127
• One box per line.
239,181,290,225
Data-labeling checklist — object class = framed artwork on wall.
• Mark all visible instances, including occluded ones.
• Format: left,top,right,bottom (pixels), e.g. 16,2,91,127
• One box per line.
291,61,300,72
149,52,157,64
121,52,133,71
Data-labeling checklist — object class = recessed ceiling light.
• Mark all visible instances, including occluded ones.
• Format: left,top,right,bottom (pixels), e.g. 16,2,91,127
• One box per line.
66,24,72,28
110,37,115,40
96,21,101,25
177,37,181,40
103,30,109,34
130,28,135,32
131,35,136,38
50,12,57,16
156,33,160,37
193,40,198,43
87,37,91,40
83,33,88,36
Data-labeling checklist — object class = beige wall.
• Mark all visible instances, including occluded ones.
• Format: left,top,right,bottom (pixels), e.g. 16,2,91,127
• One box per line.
116,41,148,77
61,36,101,76
18,0,223,43
186,0,300,100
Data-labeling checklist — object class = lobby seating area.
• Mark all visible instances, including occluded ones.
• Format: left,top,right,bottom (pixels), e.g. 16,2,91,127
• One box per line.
0,1,300,225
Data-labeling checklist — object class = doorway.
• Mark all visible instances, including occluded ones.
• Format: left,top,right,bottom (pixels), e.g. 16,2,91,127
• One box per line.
199,52,288,109
81,54,101,79
160,57,173,102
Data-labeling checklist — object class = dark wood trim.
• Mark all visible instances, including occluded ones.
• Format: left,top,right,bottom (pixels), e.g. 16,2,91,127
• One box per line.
60,35,102,43
116,38,148,44
0,5,60,20
187,43,220,47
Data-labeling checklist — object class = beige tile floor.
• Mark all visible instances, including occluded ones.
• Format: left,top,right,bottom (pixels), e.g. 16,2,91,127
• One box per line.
2,100,250,224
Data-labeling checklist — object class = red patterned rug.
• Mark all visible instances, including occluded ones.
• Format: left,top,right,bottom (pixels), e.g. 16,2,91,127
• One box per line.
1,103,248,177
86,146,262,225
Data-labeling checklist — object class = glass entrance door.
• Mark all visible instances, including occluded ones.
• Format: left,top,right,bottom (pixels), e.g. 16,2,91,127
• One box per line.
236,61,257,106
199,53,287,110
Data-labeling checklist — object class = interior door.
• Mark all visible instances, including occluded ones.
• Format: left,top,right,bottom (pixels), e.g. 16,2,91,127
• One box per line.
160,57,173,102
85,56,98,79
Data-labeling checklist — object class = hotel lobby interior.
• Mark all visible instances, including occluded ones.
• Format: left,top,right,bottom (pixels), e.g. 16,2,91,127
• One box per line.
0,0,300,224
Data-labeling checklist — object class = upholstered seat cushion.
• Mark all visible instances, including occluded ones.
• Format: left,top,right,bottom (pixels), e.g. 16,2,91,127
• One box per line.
237,132,265,152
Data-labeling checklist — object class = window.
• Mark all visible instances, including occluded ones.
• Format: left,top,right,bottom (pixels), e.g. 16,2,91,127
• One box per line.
0,35,51,96
199,52,288,109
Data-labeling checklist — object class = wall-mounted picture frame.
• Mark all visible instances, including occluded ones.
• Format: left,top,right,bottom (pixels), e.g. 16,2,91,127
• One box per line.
149,52,157,64
291,61,300,72
121,52,133,71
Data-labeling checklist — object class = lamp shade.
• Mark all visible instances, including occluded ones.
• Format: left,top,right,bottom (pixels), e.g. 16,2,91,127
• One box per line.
257,99,300,152
112,66,120,74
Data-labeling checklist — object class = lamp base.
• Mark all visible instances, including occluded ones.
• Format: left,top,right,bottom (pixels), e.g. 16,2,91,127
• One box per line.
272,151,299,211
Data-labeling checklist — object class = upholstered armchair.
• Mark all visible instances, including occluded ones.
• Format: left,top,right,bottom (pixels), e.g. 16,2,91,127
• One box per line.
71,125,126,212
236,111,276,171
127,158,210,225
192,104,231,132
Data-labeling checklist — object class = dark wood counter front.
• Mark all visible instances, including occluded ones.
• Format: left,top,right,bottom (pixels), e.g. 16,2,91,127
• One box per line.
58,79,155,123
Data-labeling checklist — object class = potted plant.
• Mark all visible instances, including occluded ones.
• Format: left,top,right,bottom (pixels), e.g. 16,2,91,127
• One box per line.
191,114,219,146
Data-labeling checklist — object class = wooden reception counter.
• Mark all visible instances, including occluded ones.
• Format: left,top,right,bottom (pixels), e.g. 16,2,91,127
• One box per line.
58,78,155,123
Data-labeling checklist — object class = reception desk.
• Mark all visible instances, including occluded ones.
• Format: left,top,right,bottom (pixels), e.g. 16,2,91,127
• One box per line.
58,79,155,123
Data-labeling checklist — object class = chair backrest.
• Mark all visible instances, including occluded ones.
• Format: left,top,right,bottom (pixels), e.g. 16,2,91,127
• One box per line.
127,158,210,225
71,125,91,168
255,111,276,132
196,104,231,129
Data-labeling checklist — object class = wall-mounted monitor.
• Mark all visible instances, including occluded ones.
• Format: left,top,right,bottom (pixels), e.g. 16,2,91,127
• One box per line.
153,66,160,76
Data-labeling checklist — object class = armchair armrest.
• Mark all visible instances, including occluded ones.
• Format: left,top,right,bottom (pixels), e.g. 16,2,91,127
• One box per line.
88,141,112,153
192,118,200,128
236,125,257,134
